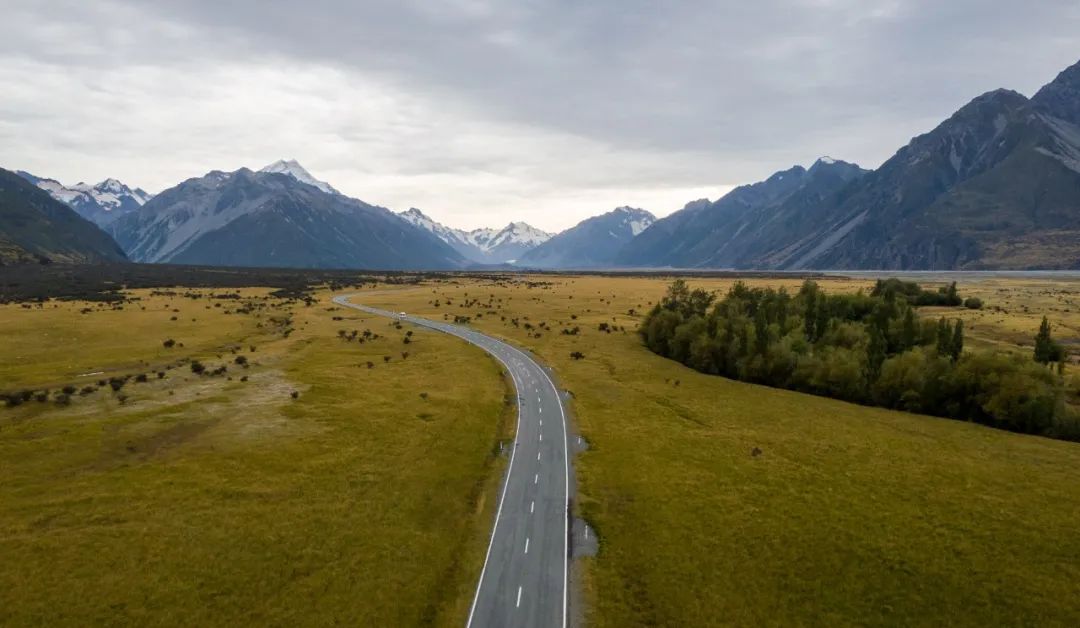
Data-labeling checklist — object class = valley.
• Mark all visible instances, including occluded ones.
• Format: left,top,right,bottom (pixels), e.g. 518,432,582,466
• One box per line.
4,270,1079,626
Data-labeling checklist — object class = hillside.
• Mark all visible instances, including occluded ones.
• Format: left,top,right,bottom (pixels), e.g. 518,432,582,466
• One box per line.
618,159,866,268
109,165,465,270
0,167,127,265
623,57,1080,270
519,206,655,268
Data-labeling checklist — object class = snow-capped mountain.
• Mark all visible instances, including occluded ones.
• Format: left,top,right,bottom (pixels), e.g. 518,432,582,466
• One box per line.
1,167,128,264
259,159,338,195
108,166,463,269
519,206,655,268
17,171,153,226
398,208,553,263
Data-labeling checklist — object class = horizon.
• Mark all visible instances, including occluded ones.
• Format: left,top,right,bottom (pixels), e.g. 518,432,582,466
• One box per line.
2,1,1078,231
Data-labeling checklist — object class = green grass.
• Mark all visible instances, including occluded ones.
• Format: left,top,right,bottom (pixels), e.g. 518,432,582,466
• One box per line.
0,290,510,626
362,275,1080,627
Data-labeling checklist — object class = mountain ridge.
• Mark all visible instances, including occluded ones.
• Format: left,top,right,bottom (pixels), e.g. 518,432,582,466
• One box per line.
109,165,464,269
0,167,128,265
398,207,552,263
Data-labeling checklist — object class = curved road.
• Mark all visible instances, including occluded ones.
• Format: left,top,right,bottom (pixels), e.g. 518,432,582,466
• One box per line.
333,295,570,628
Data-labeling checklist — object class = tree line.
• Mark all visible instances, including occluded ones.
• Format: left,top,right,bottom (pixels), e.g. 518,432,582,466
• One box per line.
641,279,1078,441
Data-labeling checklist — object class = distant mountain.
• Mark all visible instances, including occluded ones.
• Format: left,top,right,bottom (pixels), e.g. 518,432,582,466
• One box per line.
0,167,127,265
17,171,152,226
777,79,1080,269
259,159,338,195
623,56,1080,270
468,222,553,263
519,206,655,268
618,159,866,268
108,162,464,270
399,208,552,263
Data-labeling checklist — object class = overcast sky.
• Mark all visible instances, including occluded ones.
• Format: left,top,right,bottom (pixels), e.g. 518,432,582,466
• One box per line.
2,1,1078,231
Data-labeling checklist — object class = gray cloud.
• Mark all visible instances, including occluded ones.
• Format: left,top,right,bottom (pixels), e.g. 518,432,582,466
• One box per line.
1,0,1078,230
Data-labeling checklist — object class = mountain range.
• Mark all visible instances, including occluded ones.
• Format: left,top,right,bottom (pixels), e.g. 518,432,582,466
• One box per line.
0,167,127,265
17,171,152,226
519,206,655,268
107,165,464,269
398,208,552,264
4,57,1080,270
622,58,1080,270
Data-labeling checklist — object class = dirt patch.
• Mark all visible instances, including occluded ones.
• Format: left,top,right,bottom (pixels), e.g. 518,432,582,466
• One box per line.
123,417,220,460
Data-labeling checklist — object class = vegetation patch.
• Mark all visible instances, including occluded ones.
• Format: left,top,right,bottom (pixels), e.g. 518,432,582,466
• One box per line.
642,278,1079,441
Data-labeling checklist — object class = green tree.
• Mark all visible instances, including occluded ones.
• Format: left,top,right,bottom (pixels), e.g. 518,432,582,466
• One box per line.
936,317,951,357
1034,316,1062,364
803,291,817,341
866,326,886,383
754,308,769,355
901,307,918,350
814,298,830,342
949,319,964,361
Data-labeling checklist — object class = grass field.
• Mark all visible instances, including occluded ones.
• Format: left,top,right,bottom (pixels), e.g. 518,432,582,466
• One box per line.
5,274,1080,626
359,274,1080,627
0,288,511,626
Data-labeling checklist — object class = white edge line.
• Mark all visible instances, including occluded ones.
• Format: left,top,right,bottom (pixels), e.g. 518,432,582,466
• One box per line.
334,295,526,628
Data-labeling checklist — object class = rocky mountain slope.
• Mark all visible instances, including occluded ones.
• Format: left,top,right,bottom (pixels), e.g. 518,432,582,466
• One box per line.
625,57,1080,270
520,206,655,268
109,162,464,269
0,167,127,264
617,159,866,268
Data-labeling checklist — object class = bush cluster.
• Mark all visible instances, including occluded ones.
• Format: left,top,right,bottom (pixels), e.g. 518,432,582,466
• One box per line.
641,279,1076,440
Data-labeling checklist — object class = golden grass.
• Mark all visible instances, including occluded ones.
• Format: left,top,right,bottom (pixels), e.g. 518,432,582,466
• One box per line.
0,290,269,389
0,287,510,626
5,275,1080,626
360,274,1080,627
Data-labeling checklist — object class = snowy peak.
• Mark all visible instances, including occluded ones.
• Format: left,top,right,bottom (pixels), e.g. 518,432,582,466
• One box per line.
17,171,152,225
488,222,553,249
611,206,656,235
259,159,338,195
398,207,466,247
395,208,551,263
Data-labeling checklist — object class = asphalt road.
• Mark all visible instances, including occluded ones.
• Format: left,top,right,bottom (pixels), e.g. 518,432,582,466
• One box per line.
333,295,569,628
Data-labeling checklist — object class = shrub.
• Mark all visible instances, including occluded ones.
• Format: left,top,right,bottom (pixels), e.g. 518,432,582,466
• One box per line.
964,297,983,310
109,378,125,392
234,355,248,367
62,385,77,395
163,338,176,348
570,351,586,360
290,391,299,399
190,361,206,375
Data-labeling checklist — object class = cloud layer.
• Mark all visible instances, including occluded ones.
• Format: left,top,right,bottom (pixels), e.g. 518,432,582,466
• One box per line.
2,0,1078,230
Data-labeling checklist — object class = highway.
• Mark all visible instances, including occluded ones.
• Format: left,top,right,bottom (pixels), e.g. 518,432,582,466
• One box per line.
332,295,570,628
